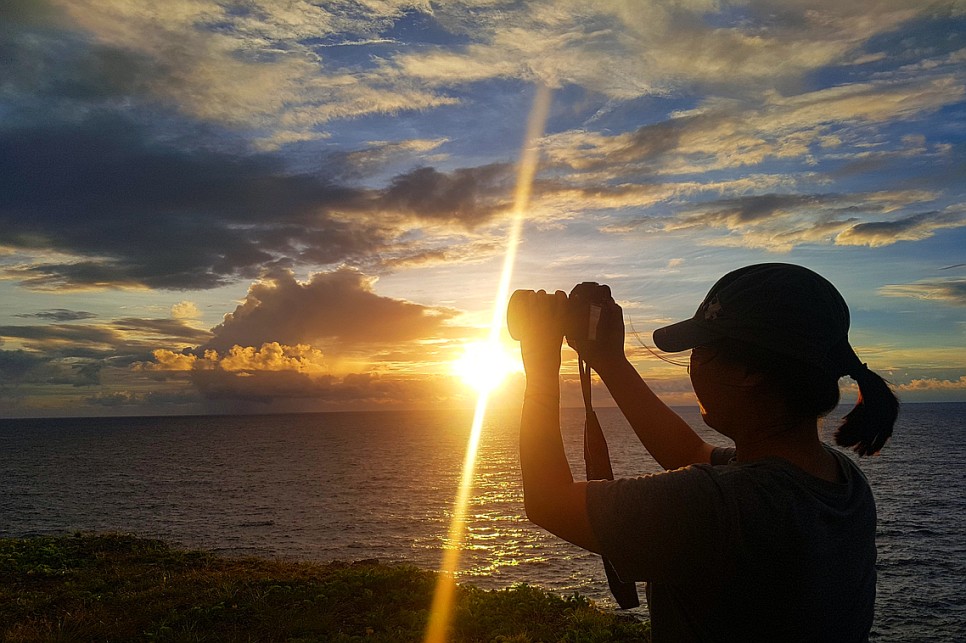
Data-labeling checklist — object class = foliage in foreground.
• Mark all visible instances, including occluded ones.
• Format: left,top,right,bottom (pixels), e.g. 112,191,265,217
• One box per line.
0,533,650,642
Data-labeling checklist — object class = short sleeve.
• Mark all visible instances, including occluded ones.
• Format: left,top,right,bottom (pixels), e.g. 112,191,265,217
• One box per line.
585,465,735,584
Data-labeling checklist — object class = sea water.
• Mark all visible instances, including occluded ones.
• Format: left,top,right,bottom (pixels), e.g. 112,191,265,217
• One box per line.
1,403,964,641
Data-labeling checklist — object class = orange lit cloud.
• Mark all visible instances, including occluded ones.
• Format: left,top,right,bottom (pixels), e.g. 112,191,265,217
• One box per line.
898,376,966,392
205,268,458,354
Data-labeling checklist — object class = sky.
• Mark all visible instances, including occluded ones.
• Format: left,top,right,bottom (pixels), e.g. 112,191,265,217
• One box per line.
1,0,965,418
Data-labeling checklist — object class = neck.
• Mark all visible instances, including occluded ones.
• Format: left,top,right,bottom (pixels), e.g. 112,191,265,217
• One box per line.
733,415,842,483
735,416,818,461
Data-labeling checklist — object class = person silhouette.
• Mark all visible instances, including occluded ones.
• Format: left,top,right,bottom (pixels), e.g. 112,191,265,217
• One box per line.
514,263,898,642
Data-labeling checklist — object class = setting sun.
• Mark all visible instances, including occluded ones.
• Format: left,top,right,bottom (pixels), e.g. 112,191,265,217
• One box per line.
451,340,521,393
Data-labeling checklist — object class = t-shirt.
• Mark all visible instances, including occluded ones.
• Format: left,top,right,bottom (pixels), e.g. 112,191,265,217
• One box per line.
586,445,876,642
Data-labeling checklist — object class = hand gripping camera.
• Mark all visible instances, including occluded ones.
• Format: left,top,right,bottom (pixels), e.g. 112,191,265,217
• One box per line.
506,281,612,345
506,280,639,609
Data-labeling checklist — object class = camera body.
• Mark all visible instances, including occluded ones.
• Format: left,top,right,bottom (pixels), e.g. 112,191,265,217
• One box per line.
507,282,612,344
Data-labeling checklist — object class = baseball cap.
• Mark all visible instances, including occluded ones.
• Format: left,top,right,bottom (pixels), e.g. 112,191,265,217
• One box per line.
652,263,851,373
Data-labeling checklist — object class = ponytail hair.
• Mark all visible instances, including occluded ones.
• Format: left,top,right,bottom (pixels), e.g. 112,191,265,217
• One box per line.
832,342,900,457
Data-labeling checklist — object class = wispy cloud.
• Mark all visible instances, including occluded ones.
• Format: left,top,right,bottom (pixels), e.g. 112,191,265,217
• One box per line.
879,278,966,306
15,309,97,322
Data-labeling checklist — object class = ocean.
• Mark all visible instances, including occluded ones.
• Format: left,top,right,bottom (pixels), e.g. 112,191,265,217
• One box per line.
2,403,964,641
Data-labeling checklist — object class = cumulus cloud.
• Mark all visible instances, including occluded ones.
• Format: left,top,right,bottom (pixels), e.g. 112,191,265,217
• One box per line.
171,301,201,320
898,375,966,391
141,341,467,407
205,268,458,354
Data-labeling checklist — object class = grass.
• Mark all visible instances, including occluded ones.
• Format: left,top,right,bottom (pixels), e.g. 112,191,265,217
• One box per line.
0,533,651,642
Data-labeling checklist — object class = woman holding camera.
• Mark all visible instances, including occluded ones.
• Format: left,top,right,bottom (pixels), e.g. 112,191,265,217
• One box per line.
515,263,898,642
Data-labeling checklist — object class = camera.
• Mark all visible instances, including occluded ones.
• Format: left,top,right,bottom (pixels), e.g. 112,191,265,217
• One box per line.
507,282,612,344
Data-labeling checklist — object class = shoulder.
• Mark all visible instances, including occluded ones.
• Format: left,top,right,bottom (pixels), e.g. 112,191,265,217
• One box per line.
585,466,736,581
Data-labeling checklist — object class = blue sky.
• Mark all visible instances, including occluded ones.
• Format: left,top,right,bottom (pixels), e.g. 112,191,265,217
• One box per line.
1,0,964,417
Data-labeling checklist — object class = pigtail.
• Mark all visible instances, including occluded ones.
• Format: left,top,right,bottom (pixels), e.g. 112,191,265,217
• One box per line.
833,355,900,457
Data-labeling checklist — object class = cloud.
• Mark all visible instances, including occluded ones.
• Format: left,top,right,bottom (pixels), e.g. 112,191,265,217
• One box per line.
216,343,327,373
205,268,458,354
0,317,210,358
12,1,949,150
392,1,926,97
836,207,966,247
0,324,124,352
898,375,966,391
39,0,457,139
325,138,449,180
188,367,460,406
639,189,955,251
84,389,200,408
0,113,518,291
14,309,97,322
0,349,51,383
879,279,966,306
378,164,514,227
171,301,200,320
146,342,326,374
0,349,102,387
542,76,964,178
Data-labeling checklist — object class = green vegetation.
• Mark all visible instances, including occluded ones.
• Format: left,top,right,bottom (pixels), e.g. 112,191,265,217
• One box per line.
1,533,650,642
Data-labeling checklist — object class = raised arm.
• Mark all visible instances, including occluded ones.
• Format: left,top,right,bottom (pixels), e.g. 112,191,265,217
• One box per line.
572,297,715,470
515,290,601,551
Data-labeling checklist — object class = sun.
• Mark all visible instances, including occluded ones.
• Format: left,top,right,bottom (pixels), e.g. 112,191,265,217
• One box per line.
451,340,521,393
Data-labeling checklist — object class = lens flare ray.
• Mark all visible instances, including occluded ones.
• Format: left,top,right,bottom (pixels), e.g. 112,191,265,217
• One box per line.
423,84,552,643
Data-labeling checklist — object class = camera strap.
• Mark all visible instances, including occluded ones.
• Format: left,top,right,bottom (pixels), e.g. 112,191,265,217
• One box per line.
577,356,639,609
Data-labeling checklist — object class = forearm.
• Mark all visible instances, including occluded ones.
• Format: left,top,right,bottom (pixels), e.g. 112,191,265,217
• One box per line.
595,356,713,470
518,371,599,551
519,373,573,521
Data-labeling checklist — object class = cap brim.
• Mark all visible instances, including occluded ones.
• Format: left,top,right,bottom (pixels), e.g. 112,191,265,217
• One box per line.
653,318,717,352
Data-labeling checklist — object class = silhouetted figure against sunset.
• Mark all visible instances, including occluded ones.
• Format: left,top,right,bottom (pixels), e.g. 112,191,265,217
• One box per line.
512,263,899,642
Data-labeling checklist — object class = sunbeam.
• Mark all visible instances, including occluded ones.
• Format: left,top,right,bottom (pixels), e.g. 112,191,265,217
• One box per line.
422,84,552,643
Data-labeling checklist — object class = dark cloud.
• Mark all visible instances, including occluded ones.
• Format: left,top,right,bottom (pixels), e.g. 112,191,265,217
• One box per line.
84,389,201,409
0,349,101,387
836,210,966,247
379,164,513,226
0,324,123,348
0,13,517,292
0,350,49,383
0,318,209,360
15,309,97,322
0,111,516,291
111,318,212,344
205,268,457,353
0,114,387,290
